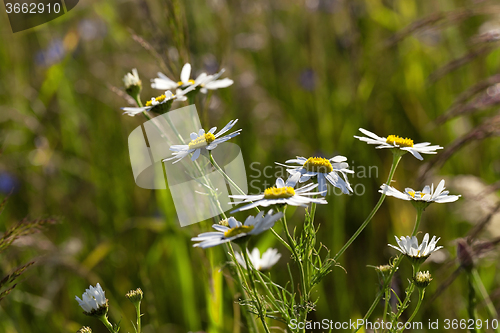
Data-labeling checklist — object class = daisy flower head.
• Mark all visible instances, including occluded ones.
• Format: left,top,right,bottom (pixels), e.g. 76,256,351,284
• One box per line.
380,179,461,210
75,283,108,317
389,233,443,265
151,63,196,90
151,63,233,94
191,210,284,249
278,156,354,196
229,177,327,212
163,119,241,164
122,90,177,117
354,128,443,160
123,68,141,96
235,248,282,270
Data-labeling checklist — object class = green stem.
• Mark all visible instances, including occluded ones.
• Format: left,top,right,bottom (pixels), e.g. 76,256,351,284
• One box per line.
226,243,259,333
468,272,478,333
391,282,415,329
242,244,271,333
471,268,500,332
131,94,152,121
382,286,391,326
355,256,403,333
281,207,309,327
357,207,421,332
402,288,425,332
209,151,247,197
334,154,402,261
135,303,142,333
98,314,117,333
411,208,423,237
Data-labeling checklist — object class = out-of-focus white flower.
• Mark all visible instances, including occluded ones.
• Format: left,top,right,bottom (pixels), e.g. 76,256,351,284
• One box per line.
164,119,241,163
278,156,353,195
123,68,141,89
354,128,443,160
235,248,281,270
230,177,327,212
191,210,283,249
75,283,108,316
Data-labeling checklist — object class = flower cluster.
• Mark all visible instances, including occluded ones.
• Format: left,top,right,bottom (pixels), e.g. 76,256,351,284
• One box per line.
114,62,464,330
121,63,233,117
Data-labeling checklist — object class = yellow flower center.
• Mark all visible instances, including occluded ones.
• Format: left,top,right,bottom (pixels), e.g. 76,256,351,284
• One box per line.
408,191,424,198
386,135,414,147
303,157,333,173
263,186,295,199
224,225,254,238
177,79,196,86
188,133,216,149
145,94,168,107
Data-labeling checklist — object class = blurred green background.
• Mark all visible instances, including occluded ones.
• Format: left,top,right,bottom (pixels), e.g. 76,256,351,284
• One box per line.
1,0,500,332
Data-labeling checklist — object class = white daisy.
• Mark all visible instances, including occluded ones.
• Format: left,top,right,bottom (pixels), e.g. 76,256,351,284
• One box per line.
151,63,233,93
235,248,282,270
151,63,195,90
163,119,241,163
192,210,284,249
75,283,108,315
277,156,354,196
380,179,461,206
229,177,327,212
388,233,443,263
121,89,188,117
123,68,141,89
354,128,443,160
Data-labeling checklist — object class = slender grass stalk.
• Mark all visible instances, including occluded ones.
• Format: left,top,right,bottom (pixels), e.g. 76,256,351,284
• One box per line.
242,243,271,333
467,271,478,333
471,268,500,333
209,151,246,197
226,243,259,333
334,153,402,261
281,207,307,299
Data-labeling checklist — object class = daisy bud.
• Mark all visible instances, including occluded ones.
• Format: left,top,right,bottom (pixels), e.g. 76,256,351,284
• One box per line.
218,219,229,227
125,288,143,305
376,264,393,274
77,327,92,333
414,271,432,289
123,69,142,99
457,239,474,272
75,283,108,317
